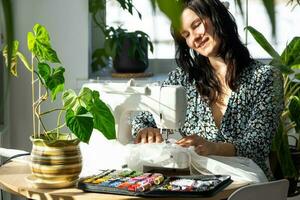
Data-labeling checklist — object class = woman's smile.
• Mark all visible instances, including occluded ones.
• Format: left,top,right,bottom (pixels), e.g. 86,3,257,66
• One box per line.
180,8,221,57
196,37,209,49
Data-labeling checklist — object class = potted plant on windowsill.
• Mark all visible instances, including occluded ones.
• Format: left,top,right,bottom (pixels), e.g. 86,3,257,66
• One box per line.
2,24,116,188
246,26,300,196
102,27,153,73
89,0,153,74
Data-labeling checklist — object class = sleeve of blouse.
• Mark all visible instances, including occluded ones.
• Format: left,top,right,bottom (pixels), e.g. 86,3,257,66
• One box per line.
231,66,284,163
131,68,186,137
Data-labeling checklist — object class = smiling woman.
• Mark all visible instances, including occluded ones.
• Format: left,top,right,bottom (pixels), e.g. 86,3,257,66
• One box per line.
131,0,284,181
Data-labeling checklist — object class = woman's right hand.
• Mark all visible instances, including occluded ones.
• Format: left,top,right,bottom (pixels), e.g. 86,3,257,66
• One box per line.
134,128,163,144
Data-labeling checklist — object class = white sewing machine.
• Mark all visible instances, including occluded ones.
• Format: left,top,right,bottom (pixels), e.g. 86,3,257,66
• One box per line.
82,79,187,144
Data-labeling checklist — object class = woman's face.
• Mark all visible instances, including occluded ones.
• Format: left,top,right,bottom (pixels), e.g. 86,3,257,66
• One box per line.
180,8,221,57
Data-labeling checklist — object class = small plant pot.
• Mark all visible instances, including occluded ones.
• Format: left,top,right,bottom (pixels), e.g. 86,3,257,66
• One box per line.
29,133,82,188
113,37,148,73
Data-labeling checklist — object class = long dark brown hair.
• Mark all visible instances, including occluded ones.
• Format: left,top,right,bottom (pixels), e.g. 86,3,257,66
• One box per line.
171,0,253,104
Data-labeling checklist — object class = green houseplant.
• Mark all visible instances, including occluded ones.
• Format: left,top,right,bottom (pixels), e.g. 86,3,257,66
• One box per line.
103,27,153,73
2,23,116,188
246,26,300,195
89,0,154,73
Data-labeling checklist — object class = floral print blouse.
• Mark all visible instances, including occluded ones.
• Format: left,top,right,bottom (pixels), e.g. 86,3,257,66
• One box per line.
131,61,284,179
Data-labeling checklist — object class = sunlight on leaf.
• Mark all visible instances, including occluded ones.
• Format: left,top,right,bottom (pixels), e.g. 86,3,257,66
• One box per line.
62,89,78,110
27,24,60,63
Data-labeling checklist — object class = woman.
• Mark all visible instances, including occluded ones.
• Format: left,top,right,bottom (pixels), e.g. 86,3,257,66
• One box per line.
131,0,283,179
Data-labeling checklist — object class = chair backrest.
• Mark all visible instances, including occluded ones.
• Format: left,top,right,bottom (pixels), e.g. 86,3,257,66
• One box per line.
228,179,289,200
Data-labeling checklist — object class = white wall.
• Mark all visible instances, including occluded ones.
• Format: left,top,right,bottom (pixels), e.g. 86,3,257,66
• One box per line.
4,0,89,151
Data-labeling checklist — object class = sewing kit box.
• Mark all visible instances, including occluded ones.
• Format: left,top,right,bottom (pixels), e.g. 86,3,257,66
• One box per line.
77,169,232,197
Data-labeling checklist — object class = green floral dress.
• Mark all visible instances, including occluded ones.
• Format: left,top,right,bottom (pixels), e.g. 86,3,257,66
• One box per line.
131,61,284,179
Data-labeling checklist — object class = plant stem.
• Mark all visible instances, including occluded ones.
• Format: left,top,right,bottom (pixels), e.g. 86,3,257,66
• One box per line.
56,109,65,138
284,76,291,104
34,93,48,133
285,122,296,133
46,123,66,135
281,110,290,122
38,77,41,135
40,108,66,116
31,53,36,138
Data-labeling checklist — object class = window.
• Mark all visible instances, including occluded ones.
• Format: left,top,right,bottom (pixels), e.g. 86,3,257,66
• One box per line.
105,0,300,59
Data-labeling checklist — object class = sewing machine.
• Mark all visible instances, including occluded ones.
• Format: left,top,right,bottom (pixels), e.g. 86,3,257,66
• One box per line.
83,79,187,144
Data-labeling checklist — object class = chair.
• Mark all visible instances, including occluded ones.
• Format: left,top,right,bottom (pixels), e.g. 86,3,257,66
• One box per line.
228,179,289,200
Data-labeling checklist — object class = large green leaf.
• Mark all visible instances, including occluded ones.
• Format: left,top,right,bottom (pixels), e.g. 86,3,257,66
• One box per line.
66,106,94,143
48,67,65,101
27,24,60,63
245,26,280,60
289,96,300,132
37,62,51,83
89,91,116,139
281,37,300,67
38,64,65,101
63,88,116,141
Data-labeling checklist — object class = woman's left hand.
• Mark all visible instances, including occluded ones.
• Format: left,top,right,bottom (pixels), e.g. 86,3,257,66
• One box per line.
176,134,218,156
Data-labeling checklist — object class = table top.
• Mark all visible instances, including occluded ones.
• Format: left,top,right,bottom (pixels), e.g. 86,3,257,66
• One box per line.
0,161,248,200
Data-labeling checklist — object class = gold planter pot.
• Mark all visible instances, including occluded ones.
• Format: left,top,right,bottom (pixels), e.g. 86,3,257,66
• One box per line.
29,134,82,188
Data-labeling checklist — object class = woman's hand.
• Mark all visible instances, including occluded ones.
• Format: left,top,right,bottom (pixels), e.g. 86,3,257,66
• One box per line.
134,128,163,144
176,134,218,156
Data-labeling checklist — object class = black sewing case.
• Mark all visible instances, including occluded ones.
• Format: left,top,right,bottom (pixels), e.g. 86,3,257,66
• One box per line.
77,169,232,197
